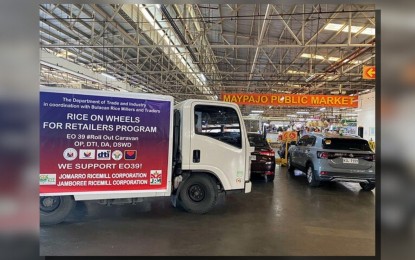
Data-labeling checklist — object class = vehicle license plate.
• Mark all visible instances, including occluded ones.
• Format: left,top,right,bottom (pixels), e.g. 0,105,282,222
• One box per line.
343,158,359,164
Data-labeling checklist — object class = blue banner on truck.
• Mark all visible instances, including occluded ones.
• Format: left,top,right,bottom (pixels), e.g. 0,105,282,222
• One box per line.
40,88,171,194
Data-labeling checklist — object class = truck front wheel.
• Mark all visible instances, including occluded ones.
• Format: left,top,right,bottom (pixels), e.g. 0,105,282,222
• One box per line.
178,174,218,214
40,196,76,225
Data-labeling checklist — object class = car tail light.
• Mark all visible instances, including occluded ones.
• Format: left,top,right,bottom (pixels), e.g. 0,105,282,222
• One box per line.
317,151,347,159
260,150,275,157
317,151,329,159
320,171,328,175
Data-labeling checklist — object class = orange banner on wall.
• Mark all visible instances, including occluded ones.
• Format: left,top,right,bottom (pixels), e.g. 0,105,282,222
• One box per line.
221,93,358,108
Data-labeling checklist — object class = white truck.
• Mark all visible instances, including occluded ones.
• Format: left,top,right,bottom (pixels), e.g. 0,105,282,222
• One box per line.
40,87,253,225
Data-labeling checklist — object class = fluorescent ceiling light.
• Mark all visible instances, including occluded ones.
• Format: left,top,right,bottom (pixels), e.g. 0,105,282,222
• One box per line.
251,110,264,113
66,51,76,57
355,109,362,112
324,23,344,31
301,53,325,60
199,73,207,83
287,70,307,75
55,50,76,58
328,57,340,62
361,28,375,35
305,74,316,82
330,90,346,94
296,111,310,114
345,113,358,116
349,26,363,33
324,23,375,36
286,114,298,117
101,73,116,80
320,107,326,111
93,65,106,72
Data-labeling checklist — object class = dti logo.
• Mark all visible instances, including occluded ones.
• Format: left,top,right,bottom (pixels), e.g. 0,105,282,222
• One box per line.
97,150,111,160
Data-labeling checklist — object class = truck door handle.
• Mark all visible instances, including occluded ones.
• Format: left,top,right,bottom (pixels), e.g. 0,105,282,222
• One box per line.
193,150,200,163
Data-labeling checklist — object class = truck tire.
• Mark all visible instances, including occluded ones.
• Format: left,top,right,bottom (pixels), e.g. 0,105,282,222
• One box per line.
40,196,76,225
178,174,218,214
360,182,376,191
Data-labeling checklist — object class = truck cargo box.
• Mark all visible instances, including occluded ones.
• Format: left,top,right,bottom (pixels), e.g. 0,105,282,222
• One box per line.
40,86,174,200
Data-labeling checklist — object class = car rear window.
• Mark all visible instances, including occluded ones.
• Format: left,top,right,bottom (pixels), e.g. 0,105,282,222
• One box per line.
248,135,269,148
322,138,372,151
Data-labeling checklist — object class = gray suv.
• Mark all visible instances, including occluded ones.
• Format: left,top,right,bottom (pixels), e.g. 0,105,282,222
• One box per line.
287,133,375,191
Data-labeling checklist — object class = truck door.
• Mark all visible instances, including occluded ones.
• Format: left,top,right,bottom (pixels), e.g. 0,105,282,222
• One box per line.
190,103,246,190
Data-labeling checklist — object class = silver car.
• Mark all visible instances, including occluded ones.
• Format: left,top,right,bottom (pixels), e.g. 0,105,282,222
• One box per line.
287,133,375,191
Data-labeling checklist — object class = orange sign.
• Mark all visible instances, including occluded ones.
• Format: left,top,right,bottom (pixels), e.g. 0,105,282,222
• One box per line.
363,66,376,80
281,131,298,142
221,93,358,108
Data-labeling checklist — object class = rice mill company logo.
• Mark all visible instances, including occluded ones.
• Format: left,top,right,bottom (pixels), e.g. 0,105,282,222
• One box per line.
63,148,77,161
40,174,56,185
150,170,162,185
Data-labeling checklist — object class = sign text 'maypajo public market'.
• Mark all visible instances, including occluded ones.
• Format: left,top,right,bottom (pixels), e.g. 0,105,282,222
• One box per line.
221,93,358,108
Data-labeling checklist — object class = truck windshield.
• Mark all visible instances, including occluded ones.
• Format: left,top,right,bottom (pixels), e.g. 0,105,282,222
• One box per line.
194,105,242,148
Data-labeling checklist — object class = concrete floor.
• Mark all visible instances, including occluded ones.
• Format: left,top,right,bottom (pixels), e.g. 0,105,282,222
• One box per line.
40,166,375,256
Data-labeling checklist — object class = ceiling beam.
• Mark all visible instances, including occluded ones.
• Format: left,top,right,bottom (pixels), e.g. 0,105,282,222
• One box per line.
41,43,375,49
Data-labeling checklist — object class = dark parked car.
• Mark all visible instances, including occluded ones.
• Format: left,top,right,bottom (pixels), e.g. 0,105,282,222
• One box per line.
287,133,375,190
248,133,276,182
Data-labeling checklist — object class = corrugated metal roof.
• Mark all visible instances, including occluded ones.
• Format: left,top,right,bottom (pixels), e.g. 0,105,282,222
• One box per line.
39,3,376,117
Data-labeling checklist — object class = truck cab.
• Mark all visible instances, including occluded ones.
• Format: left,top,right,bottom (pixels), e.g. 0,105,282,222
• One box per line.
171,100,252,213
